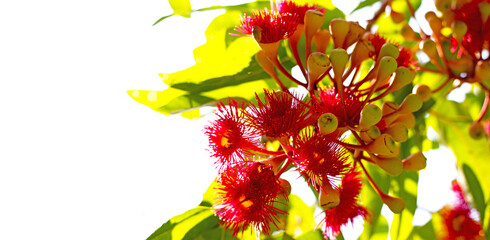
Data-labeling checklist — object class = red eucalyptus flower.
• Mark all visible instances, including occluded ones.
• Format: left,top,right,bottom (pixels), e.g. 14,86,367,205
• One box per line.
321,170,368,238
205,100,261,170
453,0,490,55
247,90,314,140
312,87,364,128
234,9,299,43
293,129,349,187
439,181,483,240
368,33,416,68
276,0,325,24
213,162,287,236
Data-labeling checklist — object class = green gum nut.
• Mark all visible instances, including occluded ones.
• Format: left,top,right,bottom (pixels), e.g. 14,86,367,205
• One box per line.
390,67,414,92
318,113,338,135
359,104,382,129
480,2,490,23
377,56,398,83
452,21,468,43
402,152,427,171
307,52,330,81
475,60,490,82
381,194,406,213
399,93,423,114
372,155,403,176
379,43,399,59
329,18,350,49
329,48,349,80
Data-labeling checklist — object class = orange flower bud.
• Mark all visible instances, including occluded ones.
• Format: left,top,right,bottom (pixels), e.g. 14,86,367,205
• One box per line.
371,154,404,176
313,29,331,53
401,24,418,41
279,178,292,196
414,84,432,102
452,21,467,43
425,11,442,34
365,134,397,155
392,113,416,129
402,152,427,171
390,9,405,23
351,39,374,68
381,194,406,213
329,18,350,49
475,60,490,82
469,121,486,140
305,10,325,41
384,122,409,142
421,39,438,60
319,181,340,210
343,21,365,48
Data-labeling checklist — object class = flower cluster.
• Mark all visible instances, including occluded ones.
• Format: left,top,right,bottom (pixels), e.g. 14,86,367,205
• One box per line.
204,0,428,238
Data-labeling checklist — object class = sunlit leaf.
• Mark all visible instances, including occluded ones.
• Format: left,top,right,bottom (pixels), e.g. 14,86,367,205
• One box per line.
285,194,316,236
462,164,486,227
168,0,191,18
352,0,382,13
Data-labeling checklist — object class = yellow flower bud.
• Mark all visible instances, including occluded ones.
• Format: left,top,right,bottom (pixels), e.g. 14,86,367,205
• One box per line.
381,194,406,213
307,52,330,81
343,21,365,48
377,56,398,84
329,48,349,81
305,10,325,41
379,43,400,60
371,154,403,176
414,84,432,102
365,134,397,156
392,113,416,129
421,39,438,60
389,67,415,92
351,39,374,68
318,113,338,135
384,122,409,142
319,181,340,210
329,18,350,49
359,104,382,129
398,94,423,114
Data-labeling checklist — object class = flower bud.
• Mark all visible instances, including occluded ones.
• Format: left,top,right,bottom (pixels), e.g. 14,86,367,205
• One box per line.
421,39,438,60
384,122,409,142
414,84,432,102
365,134,397,155
313,29,331,53
401,24,418,41
392,113,416,129
359,104,382,129
343,22,365,48
382,102,399,116
329,48,349,81
425,11,442,34
469,121,486,139
371,155,403,176
351,39,374,67
381,194,405,213
379,43,400,60
402,152,427,171
319,182,340,210
389,67,414,92
398,93,423,114
475,60,490,82
307,52,330,81
360,125,381,143
452,21,468,43
377,56,398,84
279,178,292,196
329,18,350,49
305,10,325,41
318,113,338,135
435,0,451,12
256,50,276,76
480,1,490,23
390,9,405,23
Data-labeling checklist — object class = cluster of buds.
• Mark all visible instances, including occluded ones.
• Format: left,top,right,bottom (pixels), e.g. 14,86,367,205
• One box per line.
439,181,484,239
407,0,490,139
204,1,428,238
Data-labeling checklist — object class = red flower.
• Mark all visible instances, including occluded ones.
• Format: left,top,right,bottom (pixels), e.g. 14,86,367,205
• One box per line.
321,170,368,238
312,87,364,128
439,181,483,240
247,90,314,140
454,0,490,55
292,129,349,188
205,99,261,170
234,9,299,43
368,33,387,57
368,33,416,68
213,162,287,236
276,0,325,24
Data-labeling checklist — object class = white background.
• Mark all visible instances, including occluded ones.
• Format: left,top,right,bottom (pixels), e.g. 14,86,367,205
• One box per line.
0,0,457,239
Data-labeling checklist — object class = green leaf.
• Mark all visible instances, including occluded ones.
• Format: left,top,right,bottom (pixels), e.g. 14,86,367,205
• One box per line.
295,230,324,240
462,164,487,227
169,0,191,18
408,219,436,240
285,194,316,236
352,0,382,13
147,207,220,240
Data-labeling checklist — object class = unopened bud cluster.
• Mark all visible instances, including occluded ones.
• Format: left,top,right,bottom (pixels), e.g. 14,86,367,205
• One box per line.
205,1,428,238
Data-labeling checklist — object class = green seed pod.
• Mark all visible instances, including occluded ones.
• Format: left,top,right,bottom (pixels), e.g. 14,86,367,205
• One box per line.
421,39,438,60
379,43,400,59
359,104,382,129
318,113,338,135
475,60,490,82
307,52,330,81
377,56,398,83
452,21,468,43
390,67,414,92
329,18,350,49
398,94,423,113
435,0,451,12
402,152,427,171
